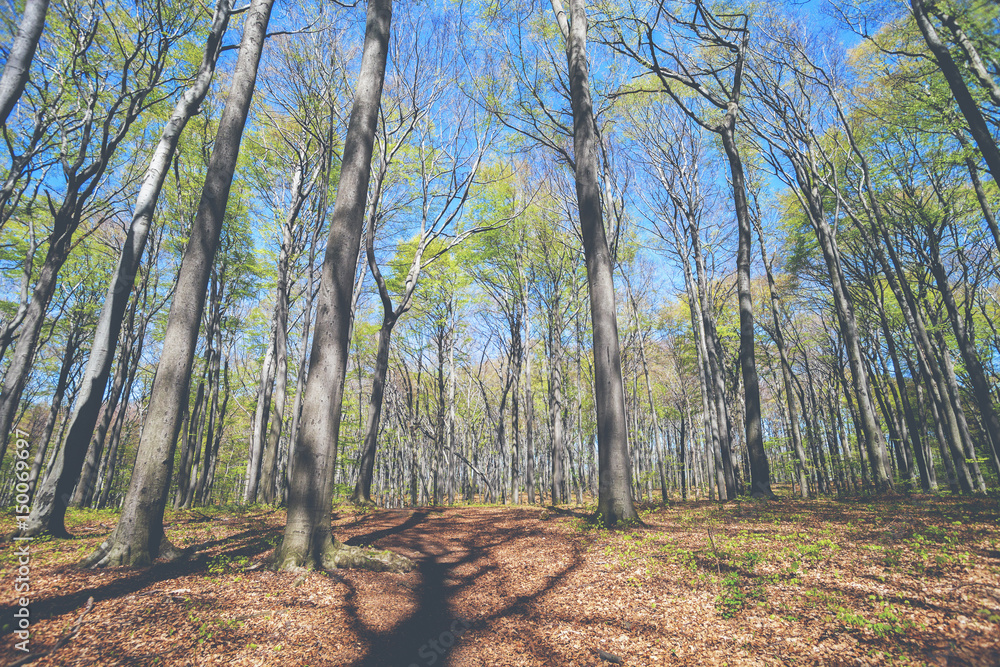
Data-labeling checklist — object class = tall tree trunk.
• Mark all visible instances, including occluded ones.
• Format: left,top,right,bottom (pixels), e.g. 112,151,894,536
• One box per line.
260,157,316,505
718,124,773,499
511,317,522,506
71,306,138,509
84,0,273,568
274,0,394,571
93,323,145,508
930,324,985,492
17,0,233,538
196,357,229,505
447,323,457,505
0,0,49,126
625,278,668,505
909,0,1000,192
550,0,636,525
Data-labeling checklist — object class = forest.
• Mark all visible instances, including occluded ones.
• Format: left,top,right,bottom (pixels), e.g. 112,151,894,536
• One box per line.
0,0,998,665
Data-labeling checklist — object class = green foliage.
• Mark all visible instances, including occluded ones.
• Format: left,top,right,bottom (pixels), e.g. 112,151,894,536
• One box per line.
715,571,747,619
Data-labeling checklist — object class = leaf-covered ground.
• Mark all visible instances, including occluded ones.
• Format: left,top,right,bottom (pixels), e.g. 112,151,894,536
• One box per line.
1,494,998,666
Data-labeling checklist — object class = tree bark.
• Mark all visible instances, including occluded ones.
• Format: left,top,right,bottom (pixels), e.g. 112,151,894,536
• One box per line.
84,0,273,568
0,0,49,126
274,0,402,571
551,0,637,525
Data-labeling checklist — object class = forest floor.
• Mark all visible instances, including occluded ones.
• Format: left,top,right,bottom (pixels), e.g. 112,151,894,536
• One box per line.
0,492,998,666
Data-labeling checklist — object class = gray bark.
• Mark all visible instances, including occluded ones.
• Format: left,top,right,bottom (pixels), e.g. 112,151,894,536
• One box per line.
552,0,637,525
274,0,393,570
0,0,49,126
84,0,273,567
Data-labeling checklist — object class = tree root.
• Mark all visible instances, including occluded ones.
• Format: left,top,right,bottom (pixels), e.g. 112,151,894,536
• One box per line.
81,535,186,569
275,538,415,573
321,540,415,572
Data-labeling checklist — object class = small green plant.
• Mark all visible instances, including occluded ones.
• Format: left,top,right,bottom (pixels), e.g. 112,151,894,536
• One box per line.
976,608,1000,624
715,572,746,619
207,553,250,575
829,598,913,638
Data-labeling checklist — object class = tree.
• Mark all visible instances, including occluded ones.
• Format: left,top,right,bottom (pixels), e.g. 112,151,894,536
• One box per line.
351,57,491,504
20,0,235,539
604,0,775,498
550,0,638,525
636,107,739,501
84,0,275,567
273,0,411,572
0,0,50,125
746,23,894,491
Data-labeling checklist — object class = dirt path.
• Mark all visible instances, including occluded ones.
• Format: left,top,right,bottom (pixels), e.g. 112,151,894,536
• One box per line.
1,498,999,666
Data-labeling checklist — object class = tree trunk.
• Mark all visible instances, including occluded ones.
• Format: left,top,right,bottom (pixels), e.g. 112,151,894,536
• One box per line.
551,0,637,524
0,0,49,125
351,316,396,504
84,0,273,568
94,325,145,509
719,124,773,499
17,0,233,537
174,379,205,507
26,316,84,505
756,223,808,497
274,0,409,572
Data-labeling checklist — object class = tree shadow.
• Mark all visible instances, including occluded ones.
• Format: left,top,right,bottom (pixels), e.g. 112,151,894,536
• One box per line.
343,510,430,547
337,509,583,667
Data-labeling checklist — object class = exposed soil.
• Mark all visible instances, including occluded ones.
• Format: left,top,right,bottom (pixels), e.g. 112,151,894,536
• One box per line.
1,494,999,666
